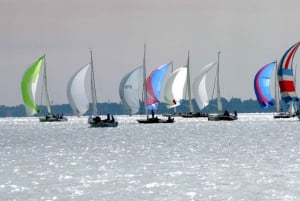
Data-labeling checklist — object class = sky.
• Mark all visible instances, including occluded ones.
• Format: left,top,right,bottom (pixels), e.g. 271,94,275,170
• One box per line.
2,0,300,106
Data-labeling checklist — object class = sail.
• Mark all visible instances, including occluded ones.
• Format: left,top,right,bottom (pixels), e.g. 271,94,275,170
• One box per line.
119,66,143,115
254,62,276,108
21,56,44,116
146,63,171,110
278,42,300,103
163,67,187,108
192,62,217,110
67,64,90,116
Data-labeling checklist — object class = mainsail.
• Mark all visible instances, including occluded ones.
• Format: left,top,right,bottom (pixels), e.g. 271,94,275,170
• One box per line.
254,61,276,108
146,63,171,110
278,42,300,103
67,64,90,116
192,62,217,110
163,67,187,108
21,56,44,116
119,66,143,115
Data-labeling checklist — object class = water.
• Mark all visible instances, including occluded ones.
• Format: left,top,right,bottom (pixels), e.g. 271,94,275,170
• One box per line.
0,114,300,201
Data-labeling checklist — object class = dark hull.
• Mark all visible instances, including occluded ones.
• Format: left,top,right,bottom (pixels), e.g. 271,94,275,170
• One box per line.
208,114,237,121
89,121,118,127
137,117,174,124
180,112,208,118
39,115,68,122
88,115,118,127
273,112,296,119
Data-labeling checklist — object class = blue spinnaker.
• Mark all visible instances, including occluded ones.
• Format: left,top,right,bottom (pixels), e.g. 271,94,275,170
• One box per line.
146,63,170,110
254,61,276,108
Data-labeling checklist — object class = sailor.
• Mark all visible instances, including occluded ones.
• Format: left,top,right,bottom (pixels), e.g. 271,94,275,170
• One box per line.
106,114,110,122
111,115,115,122
224,110,229,116
94,116,101,123
151,110,154,118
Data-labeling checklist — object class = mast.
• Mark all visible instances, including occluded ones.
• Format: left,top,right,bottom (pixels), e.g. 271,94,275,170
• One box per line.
186,51,195,113
274,60,280,112
90,49,98,116
43,54,52,114
142,44,148,118
216,51,222,112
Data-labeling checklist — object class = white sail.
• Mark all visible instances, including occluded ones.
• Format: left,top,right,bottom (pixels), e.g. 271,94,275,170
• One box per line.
163,67,187,108
119,66,143,115
67,64,90,116
192,62,217,110
288,103,296,114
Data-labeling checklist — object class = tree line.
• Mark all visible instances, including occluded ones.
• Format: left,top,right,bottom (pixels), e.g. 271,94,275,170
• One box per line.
0,98,283,117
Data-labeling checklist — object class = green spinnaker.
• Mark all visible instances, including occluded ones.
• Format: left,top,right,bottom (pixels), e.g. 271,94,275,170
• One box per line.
21,56,44,116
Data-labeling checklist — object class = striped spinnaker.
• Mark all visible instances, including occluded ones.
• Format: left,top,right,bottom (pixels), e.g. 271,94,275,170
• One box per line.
277,42,300,103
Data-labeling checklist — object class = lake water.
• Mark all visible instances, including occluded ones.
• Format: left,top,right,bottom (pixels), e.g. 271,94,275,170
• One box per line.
0,113,299,201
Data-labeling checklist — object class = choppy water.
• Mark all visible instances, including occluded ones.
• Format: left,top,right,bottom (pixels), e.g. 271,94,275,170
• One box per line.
0,113,299,201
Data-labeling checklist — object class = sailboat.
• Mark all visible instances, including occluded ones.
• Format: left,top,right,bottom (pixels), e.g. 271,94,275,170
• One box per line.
67,50,117,127
207,51,237,121
173,52,209,118
21,55,67,122
125,45,174,124
254,60,297,119
277,42,300,119
179,51,200,118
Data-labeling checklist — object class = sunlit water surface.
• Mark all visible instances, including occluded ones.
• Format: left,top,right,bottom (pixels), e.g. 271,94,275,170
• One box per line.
0,113,300,201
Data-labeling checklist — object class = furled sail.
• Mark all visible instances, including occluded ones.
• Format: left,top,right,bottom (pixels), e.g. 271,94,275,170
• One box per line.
146,63,171,110
163,67,187,108
278,42,300,103
119,66,143,115
192,62,217,110
67,64,90,116
254,61,276,108
21,56,44,116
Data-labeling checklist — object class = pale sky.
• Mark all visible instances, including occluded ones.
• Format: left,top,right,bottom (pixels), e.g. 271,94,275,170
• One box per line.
1,0,300,106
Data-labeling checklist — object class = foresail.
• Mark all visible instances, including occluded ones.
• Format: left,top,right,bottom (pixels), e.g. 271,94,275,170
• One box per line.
21,56,44,116
119,66,143,115
192,62,217,110
278,41,300,103
67,64,90,116
254,62,276,108
146,63,170,110
163,67,187,108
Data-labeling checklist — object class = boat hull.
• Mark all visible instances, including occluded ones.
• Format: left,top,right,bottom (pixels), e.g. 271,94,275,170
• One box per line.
273,112,296,119
88,116,118,127
89,121,118,128
137,117,174,124
39,114,68,122
208,114,237,121
180,112,208,118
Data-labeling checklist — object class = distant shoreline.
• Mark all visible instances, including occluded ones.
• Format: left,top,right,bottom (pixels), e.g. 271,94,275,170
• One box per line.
0,98,281,117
